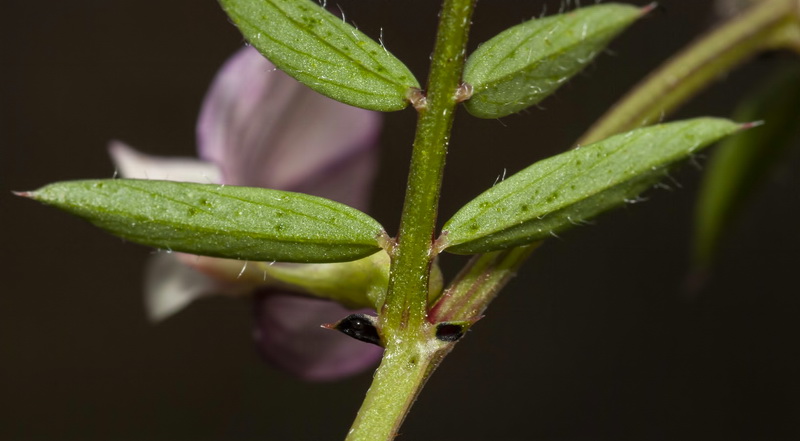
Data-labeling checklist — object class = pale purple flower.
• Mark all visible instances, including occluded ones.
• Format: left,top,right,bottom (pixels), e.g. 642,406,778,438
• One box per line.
110,46,384,381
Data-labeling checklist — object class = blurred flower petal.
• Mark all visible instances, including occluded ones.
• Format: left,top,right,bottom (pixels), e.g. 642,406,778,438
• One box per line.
176,253,272,286
109,140,221,183
289,146,378,210
143,253,273,321
114,46,384,379
195,47,385,378
144,253,221,322
196,46,381,209
253,292,384,381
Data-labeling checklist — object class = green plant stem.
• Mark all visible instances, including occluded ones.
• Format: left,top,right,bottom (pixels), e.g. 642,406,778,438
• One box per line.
380,0,476,334
579,0,800,145
344,246,539,441
429,244,540,323
345,0,476,440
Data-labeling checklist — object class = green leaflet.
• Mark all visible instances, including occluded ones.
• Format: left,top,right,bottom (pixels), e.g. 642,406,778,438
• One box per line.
463,3,644,118
441,118,742,254
26,179,385,263
694,66,800,268
219,0,419,111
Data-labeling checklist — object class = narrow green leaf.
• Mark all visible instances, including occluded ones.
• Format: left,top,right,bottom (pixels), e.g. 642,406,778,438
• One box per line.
441,118,742,254
219,0,419,111
463,3,645,118
694,66,800,268
26,179,385,263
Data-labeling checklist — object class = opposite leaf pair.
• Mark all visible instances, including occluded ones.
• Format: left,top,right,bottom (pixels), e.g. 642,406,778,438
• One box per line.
27,118,746,264
221,0,648,117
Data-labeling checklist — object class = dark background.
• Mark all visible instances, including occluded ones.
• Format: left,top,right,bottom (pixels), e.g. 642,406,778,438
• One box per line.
3,1,799,440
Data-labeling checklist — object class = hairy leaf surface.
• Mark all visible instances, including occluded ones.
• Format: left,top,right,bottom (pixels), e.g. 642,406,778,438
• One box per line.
442,118,742,254
463,3,644,118
28,179,384,263
220,0,419,111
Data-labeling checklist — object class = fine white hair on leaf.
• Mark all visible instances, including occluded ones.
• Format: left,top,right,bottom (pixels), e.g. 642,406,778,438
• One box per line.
568,216,597,226
492,168,507,187
666,173,684,189
237,261,248,279
624,196,649,204
653,181,673,191
689,153,706,170
379,27,390,55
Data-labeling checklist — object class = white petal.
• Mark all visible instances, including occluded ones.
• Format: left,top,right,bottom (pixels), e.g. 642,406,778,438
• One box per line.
109,140,222,183
144,253,220,321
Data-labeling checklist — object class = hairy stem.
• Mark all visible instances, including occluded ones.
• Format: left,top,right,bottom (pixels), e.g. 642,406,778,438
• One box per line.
429,244,540,323
345,0,476,439
579,0,800,145
379,0,476,334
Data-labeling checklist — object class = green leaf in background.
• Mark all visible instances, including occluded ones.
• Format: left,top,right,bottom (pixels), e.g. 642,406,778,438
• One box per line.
441,118,743,254
24,179,385,263
463,3,645,119
219,0,419,111
694,66,800,269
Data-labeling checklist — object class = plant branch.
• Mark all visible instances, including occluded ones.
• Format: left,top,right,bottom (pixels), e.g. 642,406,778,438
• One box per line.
428,243,540,323
578,0,800,145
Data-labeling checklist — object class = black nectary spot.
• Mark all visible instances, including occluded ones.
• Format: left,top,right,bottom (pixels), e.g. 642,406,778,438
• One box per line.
435,323,465,342
334,314,382,346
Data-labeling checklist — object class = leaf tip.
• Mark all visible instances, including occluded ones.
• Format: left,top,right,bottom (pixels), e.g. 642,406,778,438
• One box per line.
12,190,35,199
739,120,765,130
640,2,659,17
